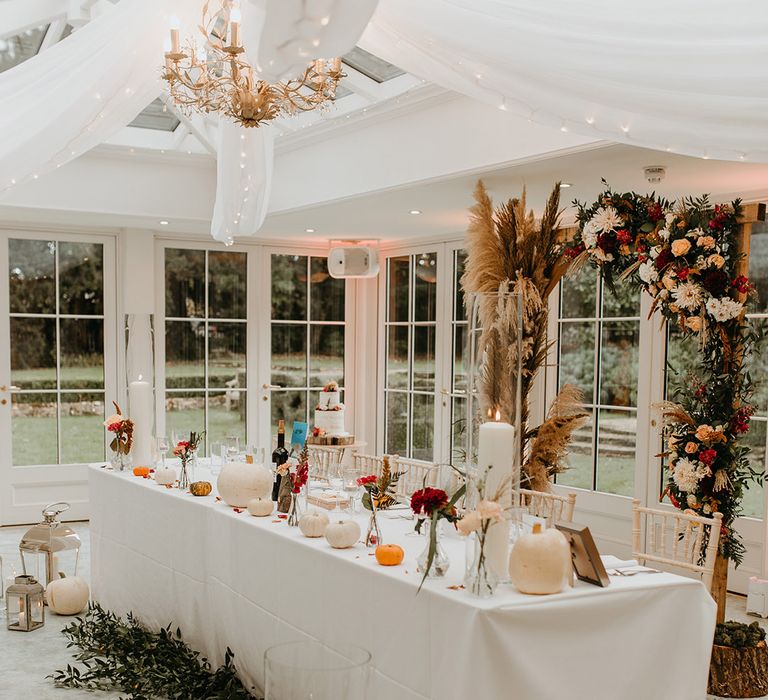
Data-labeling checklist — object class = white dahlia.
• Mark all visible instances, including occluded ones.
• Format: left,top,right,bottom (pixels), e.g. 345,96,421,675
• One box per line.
638,261,658,284
590,206,623,233
672,282,704,311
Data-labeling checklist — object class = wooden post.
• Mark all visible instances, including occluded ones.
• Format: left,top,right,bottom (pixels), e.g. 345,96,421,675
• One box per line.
712,552,729,624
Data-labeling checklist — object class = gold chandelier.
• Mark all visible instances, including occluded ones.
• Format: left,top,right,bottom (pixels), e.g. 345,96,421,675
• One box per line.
162,1,345,128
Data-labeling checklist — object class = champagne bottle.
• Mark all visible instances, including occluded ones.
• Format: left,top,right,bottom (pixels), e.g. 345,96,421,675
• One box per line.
271,419,289,501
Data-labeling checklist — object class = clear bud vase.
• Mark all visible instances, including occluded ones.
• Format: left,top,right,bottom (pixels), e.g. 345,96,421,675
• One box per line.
416,518,450,578
365,506,381,547
287,492,302,527
179,461,190,490
110,450,132,472
464,527,499,598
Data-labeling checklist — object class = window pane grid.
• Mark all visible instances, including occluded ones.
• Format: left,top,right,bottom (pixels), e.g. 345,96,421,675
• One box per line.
555,268,639,496
165,248,247,454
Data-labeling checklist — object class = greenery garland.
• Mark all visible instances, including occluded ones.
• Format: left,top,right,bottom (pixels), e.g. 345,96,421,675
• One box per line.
568,183,762,564
50,603,258,699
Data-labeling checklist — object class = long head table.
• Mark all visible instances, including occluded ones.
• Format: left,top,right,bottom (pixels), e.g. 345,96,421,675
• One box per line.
89,465,715,700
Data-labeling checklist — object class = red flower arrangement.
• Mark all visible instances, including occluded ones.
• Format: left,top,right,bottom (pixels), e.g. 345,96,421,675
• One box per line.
103,401,133,456
410,487,450,517
356,474,377,487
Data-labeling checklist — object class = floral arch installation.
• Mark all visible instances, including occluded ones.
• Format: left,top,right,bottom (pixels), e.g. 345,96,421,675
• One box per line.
567,186,766,613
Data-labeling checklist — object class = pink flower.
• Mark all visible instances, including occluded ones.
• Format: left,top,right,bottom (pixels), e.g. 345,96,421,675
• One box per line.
457,511,481,536
477,500,503,522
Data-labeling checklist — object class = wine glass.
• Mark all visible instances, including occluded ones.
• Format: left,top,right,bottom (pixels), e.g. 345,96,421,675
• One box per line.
328,462,344,512
154,436,170,470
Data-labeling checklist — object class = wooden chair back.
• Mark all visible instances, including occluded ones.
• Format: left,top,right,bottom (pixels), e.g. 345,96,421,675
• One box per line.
631,498,722,592
517,488,577,524
391,456,439,503
307,446,343,483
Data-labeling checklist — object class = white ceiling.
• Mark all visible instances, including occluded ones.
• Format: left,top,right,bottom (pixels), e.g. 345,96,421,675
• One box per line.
257,143,768,243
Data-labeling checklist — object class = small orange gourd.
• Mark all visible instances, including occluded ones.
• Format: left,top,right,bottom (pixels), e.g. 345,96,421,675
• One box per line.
375,544,405,566
133,466,150,477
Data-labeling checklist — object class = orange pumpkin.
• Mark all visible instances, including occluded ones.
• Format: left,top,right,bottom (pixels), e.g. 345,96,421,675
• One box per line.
133,466,150,477
375,544,404,567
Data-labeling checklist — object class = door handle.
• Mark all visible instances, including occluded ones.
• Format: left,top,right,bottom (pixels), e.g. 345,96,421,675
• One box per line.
262,383,282,390
0,385,19,392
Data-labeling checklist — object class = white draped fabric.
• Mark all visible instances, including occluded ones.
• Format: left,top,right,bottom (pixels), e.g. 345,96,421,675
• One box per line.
0,0,375,241
90,466,717,700
361,0,768,162
1,0,767,243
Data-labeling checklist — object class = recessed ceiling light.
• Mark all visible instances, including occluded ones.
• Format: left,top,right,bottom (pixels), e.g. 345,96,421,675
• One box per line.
409,209,422,215
561,183,572,188
159,220,169,225
305,228,315,233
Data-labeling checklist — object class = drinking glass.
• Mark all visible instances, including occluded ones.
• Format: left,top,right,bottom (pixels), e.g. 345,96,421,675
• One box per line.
342,467,361,513
224,436,240,462
209,441,224,477
246,445,266,465
154,436,170,469
328,462,344,512
264,641,370,700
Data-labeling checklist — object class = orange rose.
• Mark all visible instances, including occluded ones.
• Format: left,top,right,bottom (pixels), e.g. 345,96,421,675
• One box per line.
697,236,716,249
707,254,725,269
671,239,691,256
685,442,698,454
685,316,702,332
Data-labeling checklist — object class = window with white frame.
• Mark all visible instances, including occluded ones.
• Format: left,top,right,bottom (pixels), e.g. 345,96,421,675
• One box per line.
555,265,641,496
270,254,345,429
9,238,108,465
383,252,438,460
164,248,247,454
449,249,468,461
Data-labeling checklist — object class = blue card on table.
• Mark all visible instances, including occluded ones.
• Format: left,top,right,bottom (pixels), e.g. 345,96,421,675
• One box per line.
290,421,308,449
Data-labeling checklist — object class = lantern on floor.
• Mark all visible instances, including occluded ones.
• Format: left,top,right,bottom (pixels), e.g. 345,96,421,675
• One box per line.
6,575,45,632
19,502,81,588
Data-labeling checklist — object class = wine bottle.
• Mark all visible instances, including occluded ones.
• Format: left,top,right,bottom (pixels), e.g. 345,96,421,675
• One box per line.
271,419,289,501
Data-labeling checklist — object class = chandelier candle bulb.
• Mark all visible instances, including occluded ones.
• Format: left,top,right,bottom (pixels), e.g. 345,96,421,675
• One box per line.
170,27,180,54
128,377,153,468
478,415,515,508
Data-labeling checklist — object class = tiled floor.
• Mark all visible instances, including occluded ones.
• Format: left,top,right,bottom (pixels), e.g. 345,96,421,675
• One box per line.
0,522,765,699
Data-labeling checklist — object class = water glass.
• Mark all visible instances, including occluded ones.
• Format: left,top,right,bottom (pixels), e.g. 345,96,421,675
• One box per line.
209,441,224,476
264,641,370,700
224,436,240,462
246,445,266,465
342,468,360,513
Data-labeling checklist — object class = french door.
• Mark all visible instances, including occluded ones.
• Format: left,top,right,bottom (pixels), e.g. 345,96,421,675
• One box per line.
0,230,117,525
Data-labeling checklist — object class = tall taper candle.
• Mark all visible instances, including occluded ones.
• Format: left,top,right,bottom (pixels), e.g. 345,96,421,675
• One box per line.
129,377,153,467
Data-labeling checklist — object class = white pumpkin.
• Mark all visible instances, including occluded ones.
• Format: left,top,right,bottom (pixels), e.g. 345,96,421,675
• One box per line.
45,572,90,615
154,466,177,486
217,462,273,507
247,497,274,517
299,510,330,538
324,519,360,549
509,523,571,595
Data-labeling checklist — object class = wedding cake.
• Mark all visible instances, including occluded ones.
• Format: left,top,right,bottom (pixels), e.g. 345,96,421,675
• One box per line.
311,381,353,445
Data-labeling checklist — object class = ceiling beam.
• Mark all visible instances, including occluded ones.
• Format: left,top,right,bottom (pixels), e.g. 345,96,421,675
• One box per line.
38,17,67,51
338,64,383,102
160,95,217,155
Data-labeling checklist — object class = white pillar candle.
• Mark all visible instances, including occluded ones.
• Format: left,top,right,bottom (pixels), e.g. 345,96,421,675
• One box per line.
129,377,153,467
478,415,515,507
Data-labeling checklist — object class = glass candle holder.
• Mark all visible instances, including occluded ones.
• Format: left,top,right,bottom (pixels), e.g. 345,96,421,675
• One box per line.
264,641,370,700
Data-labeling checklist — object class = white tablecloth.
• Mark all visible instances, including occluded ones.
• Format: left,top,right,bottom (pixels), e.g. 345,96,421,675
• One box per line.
89,466,716,700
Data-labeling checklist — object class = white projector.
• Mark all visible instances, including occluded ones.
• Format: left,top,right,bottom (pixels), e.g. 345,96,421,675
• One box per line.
328,246,380,279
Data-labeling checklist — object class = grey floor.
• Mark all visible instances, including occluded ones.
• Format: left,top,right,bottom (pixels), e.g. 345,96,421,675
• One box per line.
0,522,765,700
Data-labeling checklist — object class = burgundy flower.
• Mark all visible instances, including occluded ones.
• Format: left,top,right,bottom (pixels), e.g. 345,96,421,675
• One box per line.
654,248,673,271
732,275,750,294
357,474,377,487
411,487,449,517
698,449,717,466
597,232,617,253
616,229,633,245
647,202,664,223
677,267,690,281
701,269,729,296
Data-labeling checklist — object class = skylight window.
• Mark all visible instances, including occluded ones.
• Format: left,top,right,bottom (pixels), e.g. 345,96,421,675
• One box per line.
128,98,181,132
0,25,49,74
343,46,405,83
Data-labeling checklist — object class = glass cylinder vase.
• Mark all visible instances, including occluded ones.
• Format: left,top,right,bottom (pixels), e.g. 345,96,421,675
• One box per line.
464,527,499,598
265,641,370,700
364,506,382,547
178,461,191,490
287,491,302,527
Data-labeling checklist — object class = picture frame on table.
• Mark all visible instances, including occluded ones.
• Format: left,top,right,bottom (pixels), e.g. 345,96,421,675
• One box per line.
555,522,610,588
